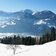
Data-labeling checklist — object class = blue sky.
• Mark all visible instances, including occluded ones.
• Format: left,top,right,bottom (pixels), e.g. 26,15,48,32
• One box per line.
0,0,56,13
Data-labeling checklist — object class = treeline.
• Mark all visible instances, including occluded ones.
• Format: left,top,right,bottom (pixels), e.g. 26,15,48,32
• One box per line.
39,27,56,44
0,27,56,45
1,35,36,45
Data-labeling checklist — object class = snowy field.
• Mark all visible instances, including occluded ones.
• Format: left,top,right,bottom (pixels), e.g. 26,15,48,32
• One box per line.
0,41,56,56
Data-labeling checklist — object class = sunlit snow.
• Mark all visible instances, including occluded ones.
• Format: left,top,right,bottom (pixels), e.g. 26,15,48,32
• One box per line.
34,20,46,25
0,41,56,56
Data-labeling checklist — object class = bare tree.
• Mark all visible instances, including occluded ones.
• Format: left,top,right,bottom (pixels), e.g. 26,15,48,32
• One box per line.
7,45,22,55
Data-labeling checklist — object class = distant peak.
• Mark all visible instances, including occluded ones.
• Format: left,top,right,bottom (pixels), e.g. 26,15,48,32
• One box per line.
41,10,55,14
24,9,33,14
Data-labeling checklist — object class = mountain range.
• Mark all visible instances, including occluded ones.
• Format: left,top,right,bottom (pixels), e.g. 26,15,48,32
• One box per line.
0,9,56,36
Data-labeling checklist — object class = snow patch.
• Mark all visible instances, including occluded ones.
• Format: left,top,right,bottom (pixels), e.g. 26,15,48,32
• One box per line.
34,20,46,25
49,25,56,29
0,25,7,28
0,20,16,28
32,11,37,15
11,21,16,25
47,23,56,28
44,18,50,21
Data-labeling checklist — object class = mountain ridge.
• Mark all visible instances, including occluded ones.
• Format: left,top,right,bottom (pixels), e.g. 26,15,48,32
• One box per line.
0,9,56,36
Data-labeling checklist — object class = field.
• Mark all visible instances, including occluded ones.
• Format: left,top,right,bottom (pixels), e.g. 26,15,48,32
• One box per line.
0,40,56,56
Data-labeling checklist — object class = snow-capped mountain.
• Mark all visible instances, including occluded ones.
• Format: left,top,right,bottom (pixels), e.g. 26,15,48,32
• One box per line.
34,10,56,19
0,9,56,36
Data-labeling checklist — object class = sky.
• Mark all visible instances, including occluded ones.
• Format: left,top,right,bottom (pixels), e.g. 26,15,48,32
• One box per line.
0,0,56,13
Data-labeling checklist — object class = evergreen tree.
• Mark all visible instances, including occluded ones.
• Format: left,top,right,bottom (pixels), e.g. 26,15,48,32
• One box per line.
51,27,55,41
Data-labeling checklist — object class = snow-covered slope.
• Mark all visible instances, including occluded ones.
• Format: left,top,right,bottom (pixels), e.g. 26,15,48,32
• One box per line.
0,40,56,56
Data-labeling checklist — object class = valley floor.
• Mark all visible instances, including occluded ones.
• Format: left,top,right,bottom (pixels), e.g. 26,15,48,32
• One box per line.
0,40,56,56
